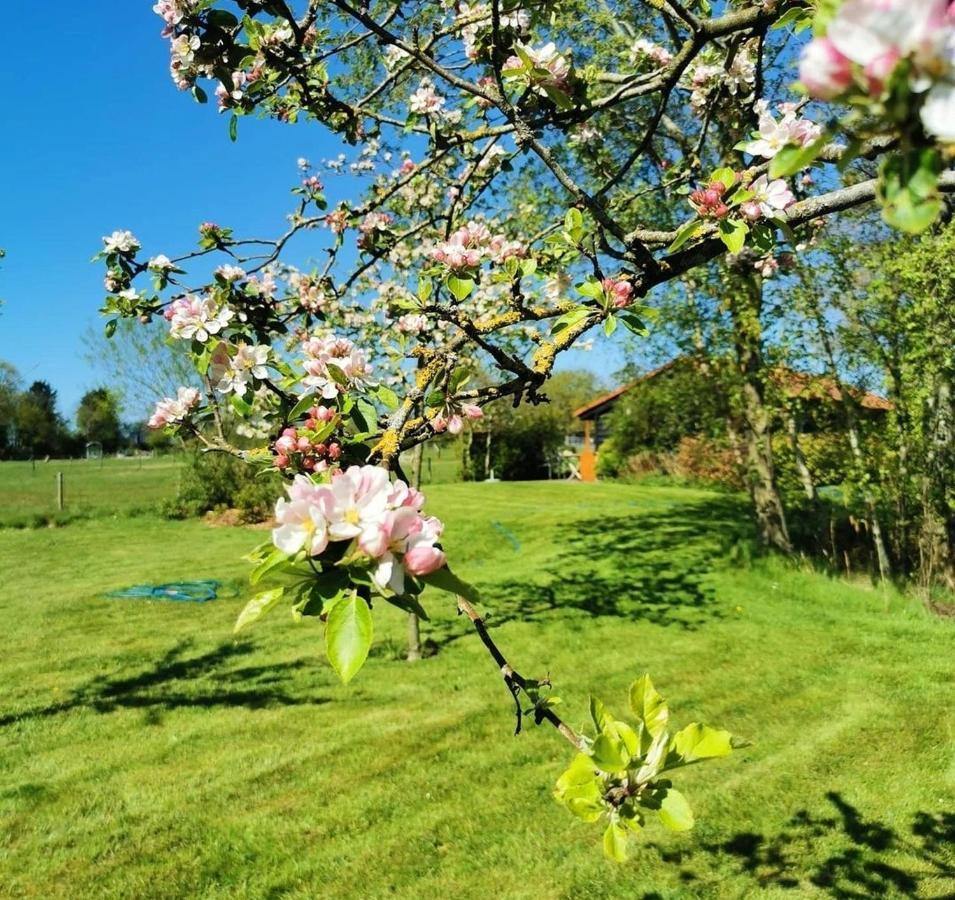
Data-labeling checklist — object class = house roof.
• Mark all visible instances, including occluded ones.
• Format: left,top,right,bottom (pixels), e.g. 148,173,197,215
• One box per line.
573,360,679,420
574,358,892,420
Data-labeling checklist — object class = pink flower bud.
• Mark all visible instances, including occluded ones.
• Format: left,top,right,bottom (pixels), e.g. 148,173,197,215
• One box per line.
863,48,899,97
799,37,852,101
703,189,722,206
448,414,464,435
274,454,290,469
461,403,483,420
327,444,342,460
297,436,312,452
432,415,448,433
712,203,730,220
404,543,446,576
741,201,762,222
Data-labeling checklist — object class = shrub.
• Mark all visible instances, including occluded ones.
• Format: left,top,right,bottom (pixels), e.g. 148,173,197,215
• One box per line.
162,453,280,522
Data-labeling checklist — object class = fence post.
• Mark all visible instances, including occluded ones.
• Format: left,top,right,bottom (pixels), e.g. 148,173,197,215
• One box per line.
56,472,64,511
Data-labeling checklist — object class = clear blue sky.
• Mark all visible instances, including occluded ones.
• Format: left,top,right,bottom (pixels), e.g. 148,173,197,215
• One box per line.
0,3,622,421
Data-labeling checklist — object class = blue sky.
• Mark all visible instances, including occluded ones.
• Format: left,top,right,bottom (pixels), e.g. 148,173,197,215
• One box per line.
0,3,622,421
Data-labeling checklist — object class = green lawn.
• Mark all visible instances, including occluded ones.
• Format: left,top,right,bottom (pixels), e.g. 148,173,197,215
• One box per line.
1,481,952,898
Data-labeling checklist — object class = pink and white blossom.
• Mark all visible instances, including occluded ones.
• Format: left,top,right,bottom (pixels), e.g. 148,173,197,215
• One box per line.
301,333,374,399
210,342,270,394
165,294,234,342
409,79,447,116
741,100,822,159
749,175,796,217
148,386,200,429
103,230,140,255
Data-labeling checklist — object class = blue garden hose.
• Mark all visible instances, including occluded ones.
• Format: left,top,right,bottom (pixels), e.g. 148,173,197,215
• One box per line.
103,580,222,603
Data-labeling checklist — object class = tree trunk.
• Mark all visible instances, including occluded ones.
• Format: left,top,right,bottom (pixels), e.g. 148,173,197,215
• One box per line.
729,273,792,553
786,410,817,503
405,435,425,661
811,304,892,581
919,371,955,594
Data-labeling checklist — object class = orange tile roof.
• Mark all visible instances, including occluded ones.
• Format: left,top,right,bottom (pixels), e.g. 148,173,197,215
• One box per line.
574,359,892,419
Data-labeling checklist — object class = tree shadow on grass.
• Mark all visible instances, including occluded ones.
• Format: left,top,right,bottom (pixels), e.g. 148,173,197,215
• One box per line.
649,792,955,898
425,494,753,651
0,639,330,728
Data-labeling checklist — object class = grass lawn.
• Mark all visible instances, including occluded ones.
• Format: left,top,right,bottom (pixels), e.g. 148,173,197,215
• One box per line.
0,481,952,898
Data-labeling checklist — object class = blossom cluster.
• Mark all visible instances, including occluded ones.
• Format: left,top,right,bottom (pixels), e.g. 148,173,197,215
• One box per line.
503,43,572,95
165,294,234,342
272,406,342,473
431,401,483,435
273,466,447,595
601,277,634,309
301,334,374,400
430,221,525,271
799,0,955,141
741,101,822,159
689,180,734,220
148,386,200,429
210,342,270,394
743,176,796,222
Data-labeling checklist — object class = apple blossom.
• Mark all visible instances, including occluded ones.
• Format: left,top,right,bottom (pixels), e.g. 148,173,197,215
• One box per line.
749,175,796,218
147,386,200,428
210,342,270,394
741,101,822,159
301,333,374,399
409,79,447,116
103,230,140,255
148,254,175,272
166,293,234,342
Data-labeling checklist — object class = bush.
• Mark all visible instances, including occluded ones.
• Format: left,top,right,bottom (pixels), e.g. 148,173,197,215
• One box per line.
162,453,280,522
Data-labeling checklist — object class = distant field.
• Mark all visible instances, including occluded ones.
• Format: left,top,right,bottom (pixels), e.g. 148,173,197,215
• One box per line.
0,457,184,526
0,444,464,528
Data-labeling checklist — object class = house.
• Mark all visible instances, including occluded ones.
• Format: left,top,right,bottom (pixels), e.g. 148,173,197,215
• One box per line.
572,358,891,482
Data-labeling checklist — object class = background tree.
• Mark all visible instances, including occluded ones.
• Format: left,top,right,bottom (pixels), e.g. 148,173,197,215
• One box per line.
76,388,122,453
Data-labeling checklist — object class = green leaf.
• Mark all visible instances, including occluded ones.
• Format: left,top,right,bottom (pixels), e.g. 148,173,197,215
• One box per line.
229,114,239,142
603,821,630,862
718,218,749,254
417,277,433,302
589,695,613,731
234,587,285,634
374,384,400,412
603,316,618,337
230,393,253,418
667,218,704,253
352,398,379,433
590,734,630,772
669,723,733,765
564,207,583,233
554,753,603,823
619,312,649,336
658,788,695,832
768,134,829,179
576,279,605,300
324,592,373,684
446,275,474,300
418,565,481,602
551,306,593,335
104,318,118,339
878,149,942,234
287,393,317,422
629,674,669,738
710,167,737,190
249,547,291,585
